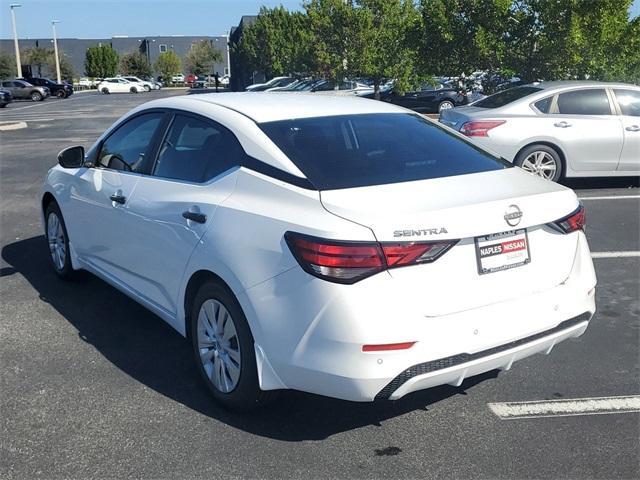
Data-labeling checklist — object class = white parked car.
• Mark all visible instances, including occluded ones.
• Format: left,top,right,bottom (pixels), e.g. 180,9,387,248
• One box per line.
171,74,185,83
97,78,144,94
440,81,640,182
122,76,156,91
42,93,596,411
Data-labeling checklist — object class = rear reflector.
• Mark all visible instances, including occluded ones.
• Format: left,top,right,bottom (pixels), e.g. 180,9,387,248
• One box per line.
460,120,506,137
363,342,416,352
285,232,458,284
553,205,585,233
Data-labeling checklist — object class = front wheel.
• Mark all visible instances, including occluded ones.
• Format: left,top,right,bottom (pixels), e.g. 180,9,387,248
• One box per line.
56,90,67,99
101,87,110,94
190,281,277,411
45,202,74,279
31,91,43,102
515,144,563,182
144,85,151,92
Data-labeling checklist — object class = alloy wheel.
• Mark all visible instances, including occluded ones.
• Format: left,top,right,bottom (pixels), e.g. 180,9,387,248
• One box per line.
520,151,558,180
439,101,454,112
197,299,241,393
47,212,66,271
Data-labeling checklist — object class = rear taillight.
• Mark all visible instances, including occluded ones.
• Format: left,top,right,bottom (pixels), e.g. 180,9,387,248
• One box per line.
285,232,457,284
553,205,585,233
460,120,506,137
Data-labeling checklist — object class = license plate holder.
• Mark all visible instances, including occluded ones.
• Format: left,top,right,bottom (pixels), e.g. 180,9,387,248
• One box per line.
475,229,531,275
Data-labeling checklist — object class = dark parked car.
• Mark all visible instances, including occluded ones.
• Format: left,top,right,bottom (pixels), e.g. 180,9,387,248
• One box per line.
1,79,49,101
0,88,12,107
24,77,73,98
365,83,467,113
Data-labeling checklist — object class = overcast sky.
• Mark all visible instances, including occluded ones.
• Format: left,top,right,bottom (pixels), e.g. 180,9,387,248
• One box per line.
0,0,638,40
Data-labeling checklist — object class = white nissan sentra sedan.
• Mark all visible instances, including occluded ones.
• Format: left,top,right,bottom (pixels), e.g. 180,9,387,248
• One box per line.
42,93,596,411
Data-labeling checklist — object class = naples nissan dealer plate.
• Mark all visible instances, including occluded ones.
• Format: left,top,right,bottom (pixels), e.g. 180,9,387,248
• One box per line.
475,229,531,274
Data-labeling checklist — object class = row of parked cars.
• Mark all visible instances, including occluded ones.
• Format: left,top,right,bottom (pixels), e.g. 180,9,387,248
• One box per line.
0,76,74,106
244,76,487,113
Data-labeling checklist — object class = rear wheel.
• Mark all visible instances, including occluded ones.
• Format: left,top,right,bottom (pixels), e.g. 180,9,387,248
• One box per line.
130,87,138,94
101,87,110,94
438,100,455,112
31,91,43,102
515,144,563,182
45,202,74,279
190,281,277,411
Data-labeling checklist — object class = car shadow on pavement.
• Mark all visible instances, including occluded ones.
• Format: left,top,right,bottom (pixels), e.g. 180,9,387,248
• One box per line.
2,235,499,441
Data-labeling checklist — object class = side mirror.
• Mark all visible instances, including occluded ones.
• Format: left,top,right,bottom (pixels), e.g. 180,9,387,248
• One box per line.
57,146,85,169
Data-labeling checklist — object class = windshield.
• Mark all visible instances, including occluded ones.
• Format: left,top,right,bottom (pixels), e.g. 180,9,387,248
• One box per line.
474,86,542,108
259,113,510,190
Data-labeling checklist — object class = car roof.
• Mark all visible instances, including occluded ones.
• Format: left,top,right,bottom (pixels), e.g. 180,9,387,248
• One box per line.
528,80,639,91
144,92,407,123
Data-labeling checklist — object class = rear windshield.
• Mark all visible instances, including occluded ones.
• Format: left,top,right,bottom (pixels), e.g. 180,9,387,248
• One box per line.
474,86,542,108
259,113,511,190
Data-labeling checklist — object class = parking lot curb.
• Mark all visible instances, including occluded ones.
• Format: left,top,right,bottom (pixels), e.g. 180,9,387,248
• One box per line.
0,121,27,131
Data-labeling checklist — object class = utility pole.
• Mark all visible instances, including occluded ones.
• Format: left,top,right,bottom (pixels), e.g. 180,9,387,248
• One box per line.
52,20,61,83
10,4,22,78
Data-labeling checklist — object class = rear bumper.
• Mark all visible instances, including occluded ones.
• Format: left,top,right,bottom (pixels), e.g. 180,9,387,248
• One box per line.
378,313,590,400
241,232,596,402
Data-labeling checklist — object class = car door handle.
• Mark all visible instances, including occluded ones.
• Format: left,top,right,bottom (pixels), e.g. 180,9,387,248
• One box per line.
182,211,207,224
109,193,126,204
554,121,572,128
626,125,640,132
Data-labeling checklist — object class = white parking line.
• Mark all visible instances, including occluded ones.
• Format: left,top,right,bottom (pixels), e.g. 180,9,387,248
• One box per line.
592,251,640,258
489,395,640,419
578,195,640,200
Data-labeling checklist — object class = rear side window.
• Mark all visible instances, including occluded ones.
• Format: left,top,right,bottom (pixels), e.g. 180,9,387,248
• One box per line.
474,87,542,108
614,89,640,117
98,113,163,173
259,113,511,190
534,97,552,113
556,89,611,115
153,114,242,183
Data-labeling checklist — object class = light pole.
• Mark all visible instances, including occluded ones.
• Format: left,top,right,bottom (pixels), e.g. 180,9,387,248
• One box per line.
10,4,22,78
52,20,61,83
225,31,231,78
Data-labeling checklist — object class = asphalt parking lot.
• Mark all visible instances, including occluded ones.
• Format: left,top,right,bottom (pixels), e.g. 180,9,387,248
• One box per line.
1,90,639,479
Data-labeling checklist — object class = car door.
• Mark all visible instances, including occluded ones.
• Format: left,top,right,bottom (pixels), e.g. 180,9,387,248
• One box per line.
64,111,167,282
548,88,623,172
612,89,640,172
117,112,242,315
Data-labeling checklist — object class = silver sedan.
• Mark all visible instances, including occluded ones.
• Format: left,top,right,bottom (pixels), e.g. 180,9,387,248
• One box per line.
439,81,640,182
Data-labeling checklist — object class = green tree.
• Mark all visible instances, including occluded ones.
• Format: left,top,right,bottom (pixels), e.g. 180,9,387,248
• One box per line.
120,51,152,78
234,6,313,78
154,50,181,80
0,50,15,79
23,47,52,77
350,0,424,98
184,40,222,75
84,44,119,78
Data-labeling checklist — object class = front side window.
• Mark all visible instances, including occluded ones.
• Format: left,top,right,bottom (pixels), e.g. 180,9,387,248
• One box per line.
153,114,243,183
556,89,611,115
474,86,542,108
614,89,640,117
98,113,164,173
260,113,511,190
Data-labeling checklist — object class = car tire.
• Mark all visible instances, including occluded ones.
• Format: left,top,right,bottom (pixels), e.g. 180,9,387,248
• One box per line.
130,87,138,94
101,88,110,94
56,90,67,99
31,91,43,102
438,100,455,112
190,280,278,412
515,144,563,182
144,85,151,92
44,201,74,280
